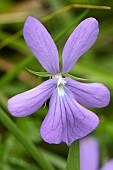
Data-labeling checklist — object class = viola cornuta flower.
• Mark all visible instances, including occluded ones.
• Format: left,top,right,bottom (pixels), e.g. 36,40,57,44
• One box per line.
8,16,110,146
80,136,113,170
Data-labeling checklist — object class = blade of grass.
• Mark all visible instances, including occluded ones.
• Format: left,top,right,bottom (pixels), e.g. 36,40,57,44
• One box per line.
42,4,111,22
41,149,66,170
0,55,34,88
0,108,55,170
0,31,28,53
66,140,80,170
53,9,88,42
0,30,22,50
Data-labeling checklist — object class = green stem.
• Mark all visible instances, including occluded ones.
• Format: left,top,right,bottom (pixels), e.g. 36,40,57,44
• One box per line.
0,54,34,88
53,9,89,42
0,108,55,170
66,140,80,170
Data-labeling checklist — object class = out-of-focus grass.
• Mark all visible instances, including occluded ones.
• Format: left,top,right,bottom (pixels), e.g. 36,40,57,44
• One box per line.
0,0,113,169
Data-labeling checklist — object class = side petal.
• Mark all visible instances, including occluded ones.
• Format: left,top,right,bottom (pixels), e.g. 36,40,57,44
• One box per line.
62,18,99,73
100,160,113,170
8,79,57,117
65,77,110,108
80,136,99,170
40,87,99,146
23,16,60,74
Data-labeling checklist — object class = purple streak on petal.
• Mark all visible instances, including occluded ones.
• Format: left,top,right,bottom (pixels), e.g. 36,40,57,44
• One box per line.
8,79,57,117
41,89,63,144
62,18,99,73
100,159,113,170
23,16,60,74
40,86,99,146
65,77,110,108
80,136,99,170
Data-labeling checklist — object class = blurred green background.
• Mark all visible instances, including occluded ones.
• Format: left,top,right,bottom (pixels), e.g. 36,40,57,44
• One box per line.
0,0,113,169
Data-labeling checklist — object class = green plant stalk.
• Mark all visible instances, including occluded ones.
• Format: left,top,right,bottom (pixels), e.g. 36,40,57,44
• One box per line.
66,140,80,170
0,108,55,170
53,9,88,42
0,54,34,88
63,73,91,82
25,68,51,77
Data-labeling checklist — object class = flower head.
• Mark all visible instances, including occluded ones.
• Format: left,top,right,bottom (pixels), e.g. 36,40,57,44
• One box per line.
80,136,113,170
8,16,110,146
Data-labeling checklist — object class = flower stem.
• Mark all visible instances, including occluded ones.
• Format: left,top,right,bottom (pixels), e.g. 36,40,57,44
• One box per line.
0,108,55,170
66,140,80,170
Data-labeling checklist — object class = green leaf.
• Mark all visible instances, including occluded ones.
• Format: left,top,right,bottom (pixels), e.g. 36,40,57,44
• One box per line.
0,55,34,88
25,68,51,77
41,149,66,170
53,9,89,42
63,73,92,82
0,108,55,170
66,140,80,170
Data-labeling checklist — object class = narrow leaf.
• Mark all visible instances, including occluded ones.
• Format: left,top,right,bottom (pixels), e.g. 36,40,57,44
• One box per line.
26,68,51,77
66,140,80,170
0,108,55,170
63,73,93,82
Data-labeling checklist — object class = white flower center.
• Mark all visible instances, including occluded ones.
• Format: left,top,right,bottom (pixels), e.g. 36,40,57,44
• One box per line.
57,76,66,96
52,74,66,96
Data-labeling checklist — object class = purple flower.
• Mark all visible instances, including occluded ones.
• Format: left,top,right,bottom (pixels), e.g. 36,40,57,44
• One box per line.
8,16,110,146
80,136,113,170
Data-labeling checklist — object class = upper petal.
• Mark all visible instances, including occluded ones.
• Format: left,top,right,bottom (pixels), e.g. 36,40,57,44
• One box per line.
40,87,99,146
80,136,99,170
8,78,57,117
62,17,99,73
100,160,113,170
65,77,110,108
23,16,60,74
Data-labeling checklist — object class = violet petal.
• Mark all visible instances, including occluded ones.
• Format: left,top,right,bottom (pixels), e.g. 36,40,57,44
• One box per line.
65,77,110,108
80,136,99,170
23,16,60,74
8,78,57,117
100,159,113,170
40,87,99,146
62,18,99,73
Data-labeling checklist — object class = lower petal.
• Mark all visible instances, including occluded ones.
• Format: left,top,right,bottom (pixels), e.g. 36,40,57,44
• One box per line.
40,87,99,146
8,79,57,117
